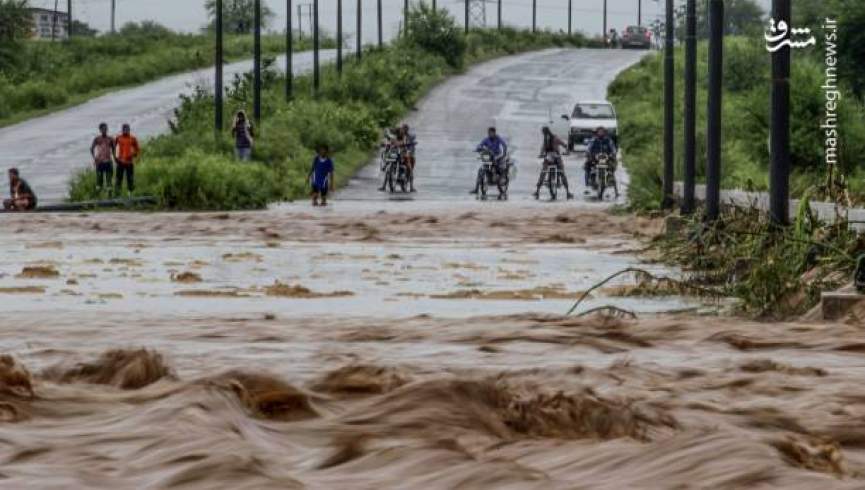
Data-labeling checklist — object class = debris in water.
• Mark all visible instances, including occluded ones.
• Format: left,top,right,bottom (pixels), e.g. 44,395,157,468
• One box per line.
16,266,59,279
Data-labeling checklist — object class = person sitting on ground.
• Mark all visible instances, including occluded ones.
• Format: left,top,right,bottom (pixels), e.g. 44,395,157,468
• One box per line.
472,127,508,194
3,168,37,211
308,144,334,207
90,122,115,192
113,123,140,194
535,126,573,200
231,110,255,161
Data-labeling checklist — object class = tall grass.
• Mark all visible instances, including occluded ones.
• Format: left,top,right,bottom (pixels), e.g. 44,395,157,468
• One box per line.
68,8,596,211
608,37,865,210
0,30,316,125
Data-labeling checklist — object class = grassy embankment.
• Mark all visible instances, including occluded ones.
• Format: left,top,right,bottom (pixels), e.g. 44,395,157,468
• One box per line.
607,37,865,317
608,36,865,210
0,29,316,128
68,5,601,210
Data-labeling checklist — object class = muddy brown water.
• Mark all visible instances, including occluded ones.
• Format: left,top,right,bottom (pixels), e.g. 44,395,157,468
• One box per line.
0,204,863,488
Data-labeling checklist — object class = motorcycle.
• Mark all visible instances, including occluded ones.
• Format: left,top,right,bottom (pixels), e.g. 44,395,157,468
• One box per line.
590,152,618,200
538,151,564,201
380,142,411,193
475,149,510,200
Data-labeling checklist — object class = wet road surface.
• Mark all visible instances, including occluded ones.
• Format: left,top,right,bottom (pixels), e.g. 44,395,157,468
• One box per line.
0,51,335,203
340,48,646,203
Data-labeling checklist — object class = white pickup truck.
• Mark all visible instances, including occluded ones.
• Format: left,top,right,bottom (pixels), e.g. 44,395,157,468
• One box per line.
559,101,619,152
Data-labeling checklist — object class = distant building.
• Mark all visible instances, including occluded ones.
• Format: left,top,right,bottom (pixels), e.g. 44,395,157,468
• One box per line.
28,8,69,40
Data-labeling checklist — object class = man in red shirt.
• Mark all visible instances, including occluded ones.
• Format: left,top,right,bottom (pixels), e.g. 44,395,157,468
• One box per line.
113,123,140,193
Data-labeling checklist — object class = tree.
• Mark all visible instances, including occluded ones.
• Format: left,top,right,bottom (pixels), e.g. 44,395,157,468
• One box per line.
118,20,173,38
404,2,466,68
70,19,97,37
0,0,31,73
836,0,865,98
0,0,31,42
204,0,274,34
676,0,765,40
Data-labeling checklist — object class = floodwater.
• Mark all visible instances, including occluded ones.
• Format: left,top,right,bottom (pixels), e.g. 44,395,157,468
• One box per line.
1,204,863,489
1,48,861,488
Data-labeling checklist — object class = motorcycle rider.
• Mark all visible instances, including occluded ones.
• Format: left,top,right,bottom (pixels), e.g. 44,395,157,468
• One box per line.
471,127,508,195
534,126,573,200
585,126,618,187
378,125,417,192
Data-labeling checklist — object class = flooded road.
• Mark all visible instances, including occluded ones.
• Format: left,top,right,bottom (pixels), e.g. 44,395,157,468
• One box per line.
1,49,863,488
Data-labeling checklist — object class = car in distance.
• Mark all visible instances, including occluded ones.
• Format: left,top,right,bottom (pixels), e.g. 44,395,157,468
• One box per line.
621,25,652,49
561,101,618,151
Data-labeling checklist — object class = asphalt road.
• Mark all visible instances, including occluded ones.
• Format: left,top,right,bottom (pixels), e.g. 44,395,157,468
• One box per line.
339,48,648,203
0,51,336,203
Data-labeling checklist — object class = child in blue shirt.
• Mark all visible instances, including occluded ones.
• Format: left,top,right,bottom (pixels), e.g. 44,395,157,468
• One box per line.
309,145,334,206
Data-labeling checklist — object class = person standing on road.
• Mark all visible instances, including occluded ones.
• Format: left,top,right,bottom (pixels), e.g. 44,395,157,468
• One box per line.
113,123,140,194
231,111,255,161
3,168,37,211
308,144,334,207
90,123,115,192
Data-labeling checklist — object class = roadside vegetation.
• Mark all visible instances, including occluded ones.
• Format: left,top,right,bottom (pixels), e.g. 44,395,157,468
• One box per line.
68,3,599,210
0,0,308,126
609,0,865,210
607,0,865,318
653,199,861,318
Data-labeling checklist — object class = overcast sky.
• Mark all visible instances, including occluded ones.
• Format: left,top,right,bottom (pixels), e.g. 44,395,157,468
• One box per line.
33,0,774,40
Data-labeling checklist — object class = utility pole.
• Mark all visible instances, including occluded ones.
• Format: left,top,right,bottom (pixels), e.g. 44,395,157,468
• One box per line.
110,0,116,34
404,0,409,37
215,0,223,133
603,0,608,44
52,0,58,41
769,0,791,225
297,3,313,39
337,0,342,73
313,0,320,93
464,0,469,33
358,0,365,56
67,0,72,38
377,0,382,48
253,0,261,123
637,0,641,26
682,0,696,214
253,0,262,124
662,0,674,208
532,0,536,33
286,0,293,100
705,0,724,221
568,0,572,35
498,0,502,30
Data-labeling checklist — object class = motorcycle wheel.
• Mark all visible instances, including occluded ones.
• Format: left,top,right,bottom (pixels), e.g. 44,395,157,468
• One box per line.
478,170,488,200
497,172,509,200
548,171,557,201
387,167,396,193
598,171,607,200
399,167,407,193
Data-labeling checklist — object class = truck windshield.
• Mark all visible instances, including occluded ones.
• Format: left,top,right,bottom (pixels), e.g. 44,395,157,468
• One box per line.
572,104,614,119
